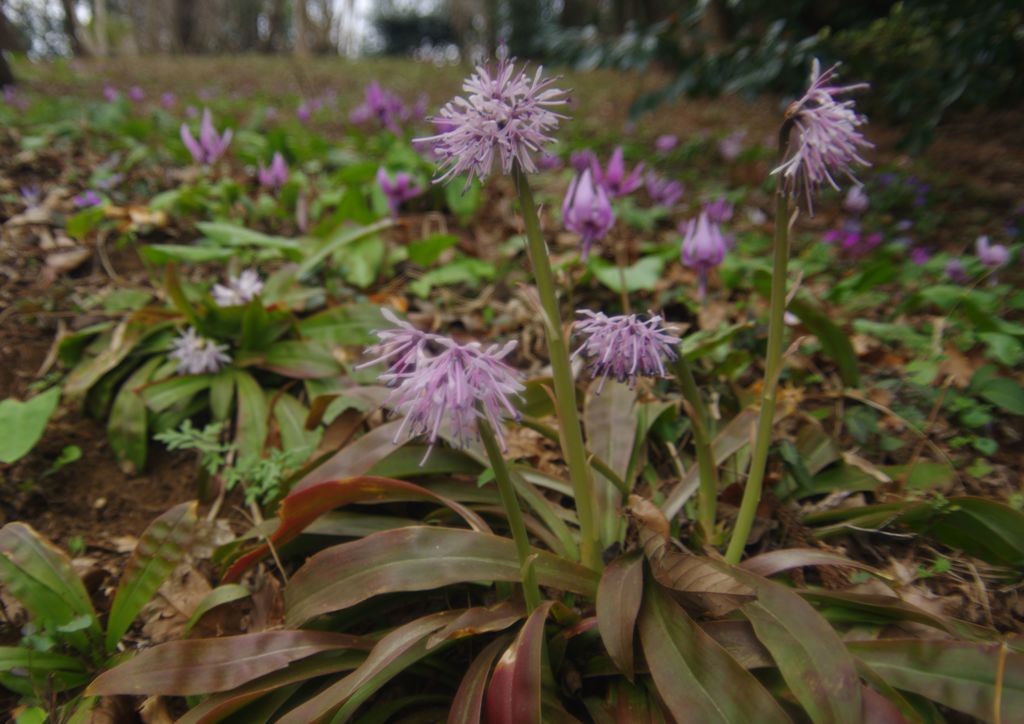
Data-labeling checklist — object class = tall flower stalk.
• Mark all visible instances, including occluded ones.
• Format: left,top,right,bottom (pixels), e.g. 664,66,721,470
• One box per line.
726,60,869,563
671,353,719,540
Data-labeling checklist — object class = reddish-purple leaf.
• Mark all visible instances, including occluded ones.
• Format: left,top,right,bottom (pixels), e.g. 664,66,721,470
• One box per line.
428,600,525,649
295,419,407,491
485,601,555,724
700,620,774,670
741,548,885,579
223,476,490,581
860,685,910,724
284,527,598,626
638,580,790,724
596,550,643,681
448,635,511,724
87,630,371,696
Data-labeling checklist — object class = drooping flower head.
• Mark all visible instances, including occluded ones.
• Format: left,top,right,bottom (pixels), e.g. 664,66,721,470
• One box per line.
128,86,145,103
180,108,233,165
572,310,680,392
843,185,869,215
680,212,728,298
361,312,524,455
169,327,232,375
772,59,872,212
976,235,1010,269
212,269,264,307
562,168,615,260
350,81,409,134
415,50,569,188
718,129,746,161
537,151,563,171
160,92,177,110
703,197,734,224
591,146,644,198
570,149,598,174
910,247,931,266
945,258,970,284
377,167,424,218
258,152,289,191
655,134,678,154
645,172,684,208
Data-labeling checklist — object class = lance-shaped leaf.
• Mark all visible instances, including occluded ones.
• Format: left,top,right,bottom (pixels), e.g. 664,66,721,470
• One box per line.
108,356,163,473
285,527,598,626
596,550,643,680
105,502,197,652
585,380,637,544
233,370,268,460
638,580,790,724
848,639,1024,722
223,476,490,582
88,630,371,696
583,679,672,724
0,523,98,654
741,548,885,579
449,636,511,724
428,601,525,649
485,601,555,724
259,340,341,379
183,583,251,636
277,610,459,724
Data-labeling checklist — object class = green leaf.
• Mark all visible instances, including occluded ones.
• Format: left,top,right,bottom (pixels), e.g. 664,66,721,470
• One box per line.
408,257,495,297
980,332,1024,367
898,496,1024,568
590,256,665,294
788,296,861,388
408,233,459,266
638,580,790,723
105,502,197,652
298,303,387,347
141,374,213,413
66,206,106,241
139,244,234,264
273,393,321,455
233,371,268,460
261,340,341,379
848,639,1024,721
284,527,599,626
196,222,301,255
584,380,637,544
107,357,163,473
337,235,386,289
485,601,555,724
0,387,61,464
975,375,1024,415
183,584,252,636
596,551,644,680
296,219,394,278
445,180,482,223
89,630,369,696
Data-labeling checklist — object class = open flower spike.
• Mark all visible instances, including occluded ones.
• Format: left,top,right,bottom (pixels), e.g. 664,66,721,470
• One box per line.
180,108,233,165
573,310,680,392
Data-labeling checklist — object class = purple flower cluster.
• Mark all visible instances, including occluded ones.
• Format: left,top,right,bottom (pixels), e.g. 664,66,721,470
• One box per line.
350,81,413,134
718,129,747,161
822,223,883,257
703,197,734,224
170,328,232,375
772,60,872,211
417,53,568,188
655,134,678,154
572,310,680,392
591,147,644,198
645,172,684,208
562,168,615,260
361,309,524,454
680,212,729,298
258,152,289,191
72,190,102,209
377,168,424,217
181,109,232,165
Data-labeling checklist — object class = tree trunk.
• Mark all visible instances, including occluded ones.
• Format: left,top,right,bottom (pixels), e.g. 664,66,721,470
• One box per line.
61,0,89,56
509,0,539,58
263,0,285,52
294,0,309,56
94,0,109,55
174,0,197,53
0,2,15,85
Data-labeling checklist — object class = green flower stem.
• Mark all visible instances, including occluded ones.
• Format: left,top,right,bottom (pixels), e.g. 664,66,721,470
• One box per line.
513,162,601,571
478,417,542,612
724,190,790,564
671,353,719,540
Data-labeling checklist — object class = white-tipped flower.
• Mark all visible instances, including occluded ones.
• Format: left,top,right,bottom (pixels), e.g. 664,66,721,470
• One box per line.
169,327,231,375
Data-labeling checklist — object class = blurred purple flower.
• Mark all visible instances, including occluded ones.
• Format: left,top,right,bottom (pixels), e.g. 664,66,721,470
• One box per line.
563,168,615,260
772,60,872,212
945,258,970,284
824,223,883,257
718,129,746,161
160,92,177,109
213,269,264,307
350,81,409,134
703,197,734,224
655,134,678,153
644,172,684,208
572,310,680,392
258,152,289,191
364,317,524,455
296,101,312,124
3,85,27,110
415,52,568,188
128,86,145,103
169,328,231,375
102,84,119,102
680,212,728,298
19,185,41,208
180,108,232,165
73,190,102,208
377,168,424,217
570,149,598,174
592,146,643,198
538,151,563,171
910,247,931,265
843,185,869,215
976,235,1009,269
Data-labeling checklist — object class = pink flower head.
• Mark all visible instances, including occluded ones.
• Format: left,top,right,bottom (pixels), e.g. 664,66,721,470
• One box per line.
212,269,264,307
772,60,872,212
572,310,680,392
258,152,289,191
169,327,231,375
703,197,734,224
180,108,232,165
350,81,409,134
945,258,970,284
377,167,424,217
976,235,1009,269
363,312,524,455
160,92,177,109
655,134,678,153
570,149,598,174
718,129,747,161
645,172,684,208
102,84,119,102
680,212,728,298
415,51,569,189
592,146,644,198
563,168,615,260
843,185,869,215
128,86,145,103
910,247,931,266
